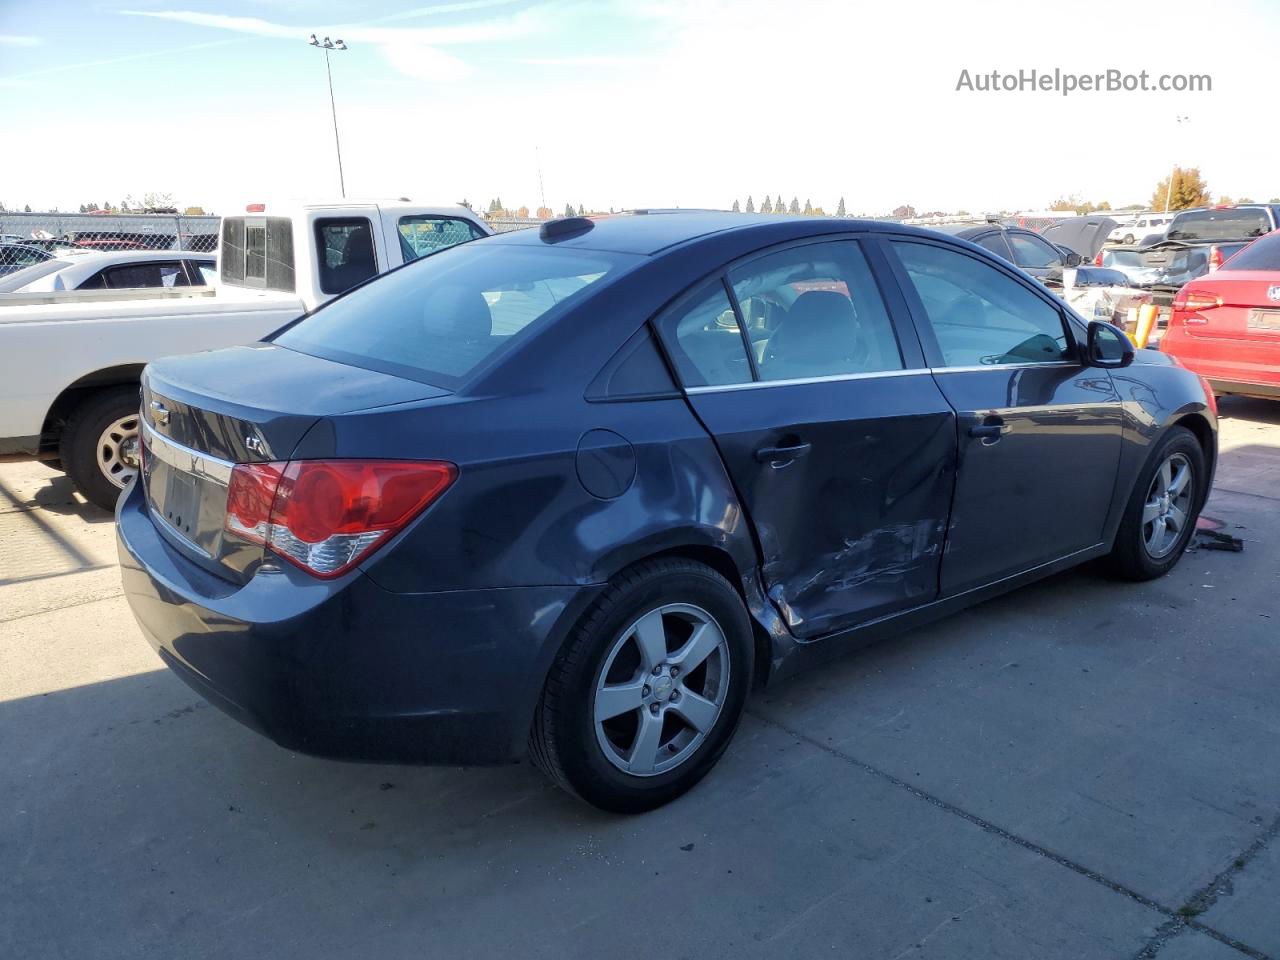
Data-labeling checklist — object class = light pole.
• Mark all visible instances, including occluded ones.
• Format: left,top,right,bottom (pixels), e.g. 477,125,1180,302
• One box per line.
308,34,348,197
1164,115,1191,213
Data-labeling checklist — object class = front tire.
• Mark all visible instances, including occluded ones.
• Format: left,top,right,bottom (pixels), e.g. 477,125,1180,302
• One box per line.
1107,426,1205,581
60,386,142,512
530,559,754,813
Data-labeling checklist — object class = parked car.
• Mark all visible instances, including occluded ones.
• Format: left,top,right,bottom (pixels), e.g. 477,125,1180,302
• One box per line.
118,211,1218,813
1094,206,1279,303
1160,229,1280,399
928,223,1077,289
16,237,86,255
1108,213,1174,246
0,242,53,276
0,200,490,509
0,250,216,294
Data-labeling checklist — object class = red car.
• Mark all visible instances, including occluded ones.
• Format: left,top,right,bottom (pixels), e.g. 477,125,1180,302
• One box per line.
1161,230,1280,399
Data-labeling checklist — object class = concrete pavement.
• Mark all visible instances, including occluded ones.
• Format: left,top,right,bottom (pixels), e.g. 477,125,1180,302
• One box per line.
3,397,1278,960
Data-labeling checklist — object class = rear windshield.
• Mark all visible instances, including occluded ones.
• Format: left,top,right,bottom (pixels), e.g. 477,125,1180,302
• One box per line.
1221,232,1280,271
1167,209,1271,242
273,242,637,387
220,216,296,291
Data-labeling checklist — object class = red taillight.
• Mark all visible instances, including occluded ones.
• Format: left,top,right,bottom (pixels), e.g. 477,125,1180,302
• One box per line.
1171,288,1221,312
1208,246,1224,271
1093,251,1103,266
224,460,456,578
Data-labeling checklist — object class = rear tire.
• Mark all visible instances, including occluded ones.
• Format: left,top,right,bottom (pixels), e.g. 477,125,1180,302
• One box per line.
530,558,753,813
1106,426,1205,581
60,386,142,512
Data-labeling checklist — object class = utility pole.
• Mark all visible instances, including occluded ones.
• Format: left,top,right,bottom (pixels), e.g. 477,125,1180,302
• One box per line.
1165,115,1191,212
308,35,348,197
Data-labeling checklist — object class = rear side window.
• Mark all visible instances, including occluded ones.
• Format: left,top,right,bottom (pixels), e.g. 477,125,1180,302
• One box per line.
659,283,752,387
1221,232,1280,271
974,232,1014,262
275,244,634,387
316,218,378,294
891,240,1070,367
397,216,485,262
730,240,903,382
1168,209,1271,242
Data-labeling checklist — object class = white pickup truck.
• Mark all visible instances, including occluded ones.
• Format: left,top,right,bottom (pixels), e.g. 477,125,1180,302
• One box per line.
0,199,491,509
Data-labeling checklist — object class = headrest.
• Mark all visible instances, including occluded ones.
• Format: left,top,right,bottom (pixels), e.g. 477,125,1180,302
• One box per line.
769,291,859,364
422,286,492,341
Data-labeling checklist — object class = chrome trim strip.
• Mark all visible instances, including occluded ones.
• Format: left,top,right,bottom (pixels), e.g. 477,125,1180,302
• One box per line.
142,420,235,486
685,368,933,394
930,361,1080,374
683,361,1084,394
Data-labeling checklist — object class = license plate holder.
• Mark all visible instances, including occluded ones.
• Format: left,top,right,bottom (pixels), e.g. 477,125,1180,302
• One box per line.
162,470,200,538
1247,310,1280,332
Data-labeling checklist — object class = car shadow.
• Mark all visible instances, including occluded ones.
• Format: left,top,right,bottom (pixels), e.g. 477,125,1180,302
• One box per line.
1217,395,1280,425
0,471,113,524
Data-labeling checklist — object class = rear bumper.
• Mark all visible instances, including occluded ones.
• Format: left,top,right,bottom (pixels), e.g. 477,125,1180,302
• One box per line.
117,481,601,765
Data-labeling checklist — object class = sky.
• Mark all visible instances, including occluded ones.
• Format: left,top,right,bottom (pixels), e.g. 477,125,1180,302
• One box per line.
1,0,1278,216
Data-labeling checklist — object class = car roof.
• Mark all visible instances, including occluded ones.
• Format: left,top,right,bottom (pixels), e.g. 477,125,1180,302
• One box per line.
484,211,947,256
49,249,214,267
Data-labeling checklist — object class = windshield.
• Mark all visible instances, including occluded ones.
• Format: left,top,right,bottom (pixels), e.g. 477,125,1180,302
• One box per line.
1167,208,1271,242
1222,232,1280,271
0,258,68,292
274,241,639,387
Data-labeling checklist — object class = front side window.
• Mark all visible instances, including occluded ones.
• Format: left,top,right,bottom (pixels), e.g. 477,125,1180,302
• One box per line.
729,240,903,382
316,218,378,295
397,216,486,262
1005,232,1062,269
974,232,1014,262
892,240,1071,367
659,283,752,387
275,243,633,387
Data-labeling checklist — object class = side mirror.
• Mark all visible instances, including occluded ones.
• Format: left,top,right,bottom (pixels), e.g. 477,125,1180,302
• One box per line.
1063,251,1083,267
1087,320,1135,368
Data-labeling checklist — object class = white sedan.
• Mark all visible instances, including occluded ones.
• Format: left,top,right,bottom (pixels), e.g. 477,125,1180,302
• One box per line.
0,249,216,294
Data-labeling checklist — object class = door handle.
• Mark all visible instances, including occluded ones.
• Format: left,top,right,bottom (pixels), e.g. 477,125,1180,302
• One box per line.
968,418,1007,443
755,441,812,464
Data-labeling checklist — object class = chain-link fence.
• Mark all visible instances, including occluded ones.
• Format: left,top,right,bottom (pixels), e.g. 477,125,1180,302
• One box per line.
0,212,221,273
484,216,541,234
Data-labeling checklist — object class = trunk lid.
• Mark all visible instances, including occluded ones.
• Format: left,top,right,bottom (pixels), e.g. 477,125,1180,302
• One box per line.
140,343,449,582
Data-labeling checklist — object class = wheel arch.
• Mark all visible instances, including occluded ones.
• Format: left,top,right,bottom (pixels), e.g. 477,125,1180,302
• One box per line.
1171,411,1217,506
40,364,145,453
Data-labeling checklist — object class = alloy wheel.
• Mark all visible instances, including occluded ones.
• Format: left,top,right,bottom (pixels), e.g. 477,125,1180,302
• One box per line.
1142,452,1194,559
593,603,730,777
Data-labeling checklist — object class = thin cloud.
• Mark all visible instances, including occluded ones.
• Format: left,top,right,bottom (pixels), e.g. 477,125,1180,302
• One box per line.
117,5,546,81
0,35,43,47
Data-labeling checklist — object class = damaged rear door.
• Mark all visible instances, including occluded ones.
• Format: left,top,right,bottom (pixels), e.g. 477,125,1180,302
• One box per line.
656,236,957,640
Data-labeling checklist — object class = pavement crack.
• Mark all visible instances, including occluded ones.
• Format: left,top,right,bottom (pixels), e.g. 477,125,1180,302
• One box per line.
747,709,1276,960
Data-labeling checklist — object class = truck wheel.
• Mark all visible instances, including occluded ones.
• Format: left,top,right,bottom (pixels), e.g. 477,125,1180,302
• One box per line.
1106,426,1205,581
61,386,142,512
530,559,753,813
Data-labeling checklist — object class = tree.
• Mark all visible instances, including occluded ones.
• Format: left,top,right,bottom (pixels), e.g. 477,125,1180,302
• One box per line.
517,205,530,218
183,206,206,216
731,199,740,212
1217,195,1234,207
23,204,31,213
802,198,813,215
788,197,800,215
577,204,585,216
745,195,754,213
563,203,575,217
811,206,826,216
1238,197,1254,204
836,197,846,217
536,206,553,220
1150,166,1210,212
761,195,773,214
